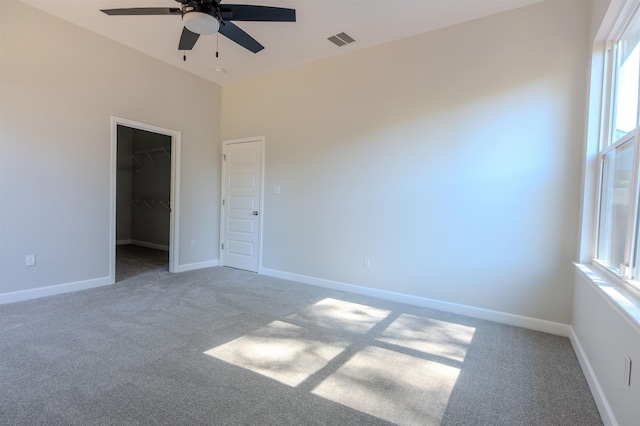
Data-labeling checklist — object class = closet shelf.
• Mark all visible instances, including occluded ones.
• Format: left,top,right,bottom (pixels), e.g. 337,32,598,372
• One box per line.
131,147,171,165
131,199,170,212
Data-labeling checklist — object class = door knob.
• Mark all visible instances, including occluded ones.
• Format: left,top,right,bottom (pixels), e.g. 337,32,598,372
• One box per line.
252,211,259,216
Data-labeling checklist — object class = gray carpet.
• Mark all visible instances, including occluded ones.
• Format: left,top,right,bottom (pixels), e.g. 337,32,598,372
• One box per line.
116,244,169,282
1,257,602,425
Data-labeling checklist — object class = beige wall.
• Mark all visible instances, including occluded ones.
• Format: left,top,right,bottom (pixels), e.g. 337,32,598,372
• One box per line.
0,0,593,325
222,0,590,324
573,269,640,425
0,1,221,295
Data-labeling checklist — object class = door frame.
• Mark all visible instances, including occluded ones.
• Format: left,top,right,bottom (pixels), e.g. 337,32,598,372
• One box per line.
219,136,265,272
109,116,181,282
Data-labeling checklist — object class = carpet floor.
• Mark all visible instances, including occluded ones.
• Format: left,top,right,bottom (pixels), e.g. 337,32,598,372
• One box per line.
116,245,169,282
0,256,602,425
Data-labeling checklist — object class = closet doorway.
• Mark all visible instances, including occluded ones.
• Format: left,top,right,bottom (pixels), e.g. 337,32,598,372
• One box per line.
109,117,181,283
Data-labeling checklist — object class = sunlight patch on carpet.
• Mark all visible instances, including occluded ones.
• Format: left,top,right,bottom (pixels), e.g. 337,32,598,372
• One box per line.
312,346,460,425
204,321,350,386
377,314,476,362
204,299,473,425
287,298,391,334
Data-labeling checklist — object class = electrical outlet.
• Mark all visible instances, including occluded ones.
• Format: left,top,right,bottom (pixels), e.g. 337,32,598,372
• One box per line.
363,257,370,268
25,254,36,267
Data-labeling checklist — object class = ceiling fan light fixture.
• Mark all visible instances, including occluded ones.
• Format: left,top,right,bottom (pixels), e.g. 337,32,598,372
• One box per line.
183,11,219,35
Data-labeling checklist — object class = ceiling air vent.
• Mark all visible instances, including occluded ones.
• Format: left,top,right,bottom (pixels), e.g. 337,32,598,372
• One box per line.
328,32,356,47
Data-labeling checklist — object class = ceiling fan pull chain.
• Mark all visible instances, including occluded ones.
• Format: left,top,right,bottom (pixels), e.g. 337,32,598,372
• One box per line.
183,51,187,62
216,32,219,58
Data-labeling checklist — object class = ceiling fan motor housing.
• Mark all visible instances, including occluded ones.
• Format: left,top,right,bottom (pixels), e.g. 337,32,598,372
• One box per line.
182,4,220,35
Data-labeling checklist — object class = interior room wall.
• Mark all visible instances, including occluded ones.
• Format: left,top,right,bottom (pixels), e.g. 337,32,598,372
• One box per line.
116,126,172,249
130,128,171,249
572,270,640,426
116,126,133,243
0,0,221,297
221,0,590,324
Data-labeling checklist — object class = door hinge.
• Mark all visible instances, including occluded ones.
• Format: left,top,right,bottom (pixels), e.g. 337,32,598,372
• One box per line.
223,154,226,161
222,199,225,206
221,243,224,250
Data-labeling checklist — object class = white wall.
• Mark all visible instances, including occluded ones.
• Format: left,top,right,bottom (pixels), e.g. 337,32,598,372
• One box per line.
222,0,590,324
572,270,640,426
0,0,221,297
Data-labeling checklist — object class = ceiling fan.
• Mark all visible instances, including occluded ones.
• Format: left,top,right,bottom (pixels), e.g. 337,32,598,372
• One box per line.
101,0,296,53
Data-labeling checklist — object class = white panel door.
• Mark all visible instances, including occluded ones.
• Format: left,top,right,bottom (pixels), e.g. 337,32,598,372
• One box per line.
222,139,263,272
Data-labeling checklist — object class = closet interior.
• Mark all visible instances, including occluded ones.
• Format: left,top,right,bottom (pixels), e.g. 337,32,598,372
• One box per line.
116,125,171,281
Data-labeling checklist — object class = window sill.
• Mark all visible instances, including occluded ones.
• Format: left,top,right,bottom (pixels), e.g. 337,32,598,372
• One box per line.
574,263,640,332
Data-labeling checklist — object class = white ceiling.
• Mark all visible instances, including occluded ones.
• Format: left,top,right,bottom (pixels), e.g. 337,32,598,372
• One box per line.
19,0,543,85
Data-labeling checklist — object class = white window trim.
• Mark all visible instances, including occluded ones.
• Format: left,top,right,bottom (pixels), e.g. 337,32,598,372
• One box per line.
592,0,640,287
574,263,640,334
578,0,640,324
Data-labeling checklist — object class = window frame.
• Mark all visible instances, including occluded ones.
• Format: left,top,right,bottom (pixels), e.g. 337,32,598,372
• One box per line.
593,2,640,293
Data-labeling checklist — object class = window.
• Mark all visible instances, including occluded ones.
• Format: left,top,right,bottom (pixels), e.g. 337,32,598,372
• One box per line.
596,141,635,273
595,6,640,289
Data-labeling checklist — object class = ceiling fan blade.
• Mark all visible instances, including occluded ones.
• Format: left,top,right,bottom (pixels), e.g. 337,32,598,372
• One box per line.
219,21,264,53
219,5,296,22
179,27,201,50
101,8,181,16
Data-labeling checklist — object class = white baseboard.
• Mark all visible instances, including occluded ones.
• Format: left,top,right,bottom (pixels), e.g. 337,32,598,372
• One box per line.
0,258,220,304
0,276,112,305
569,329,617,426
131,240,169,251
174,259,219,273
259,268,571,336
